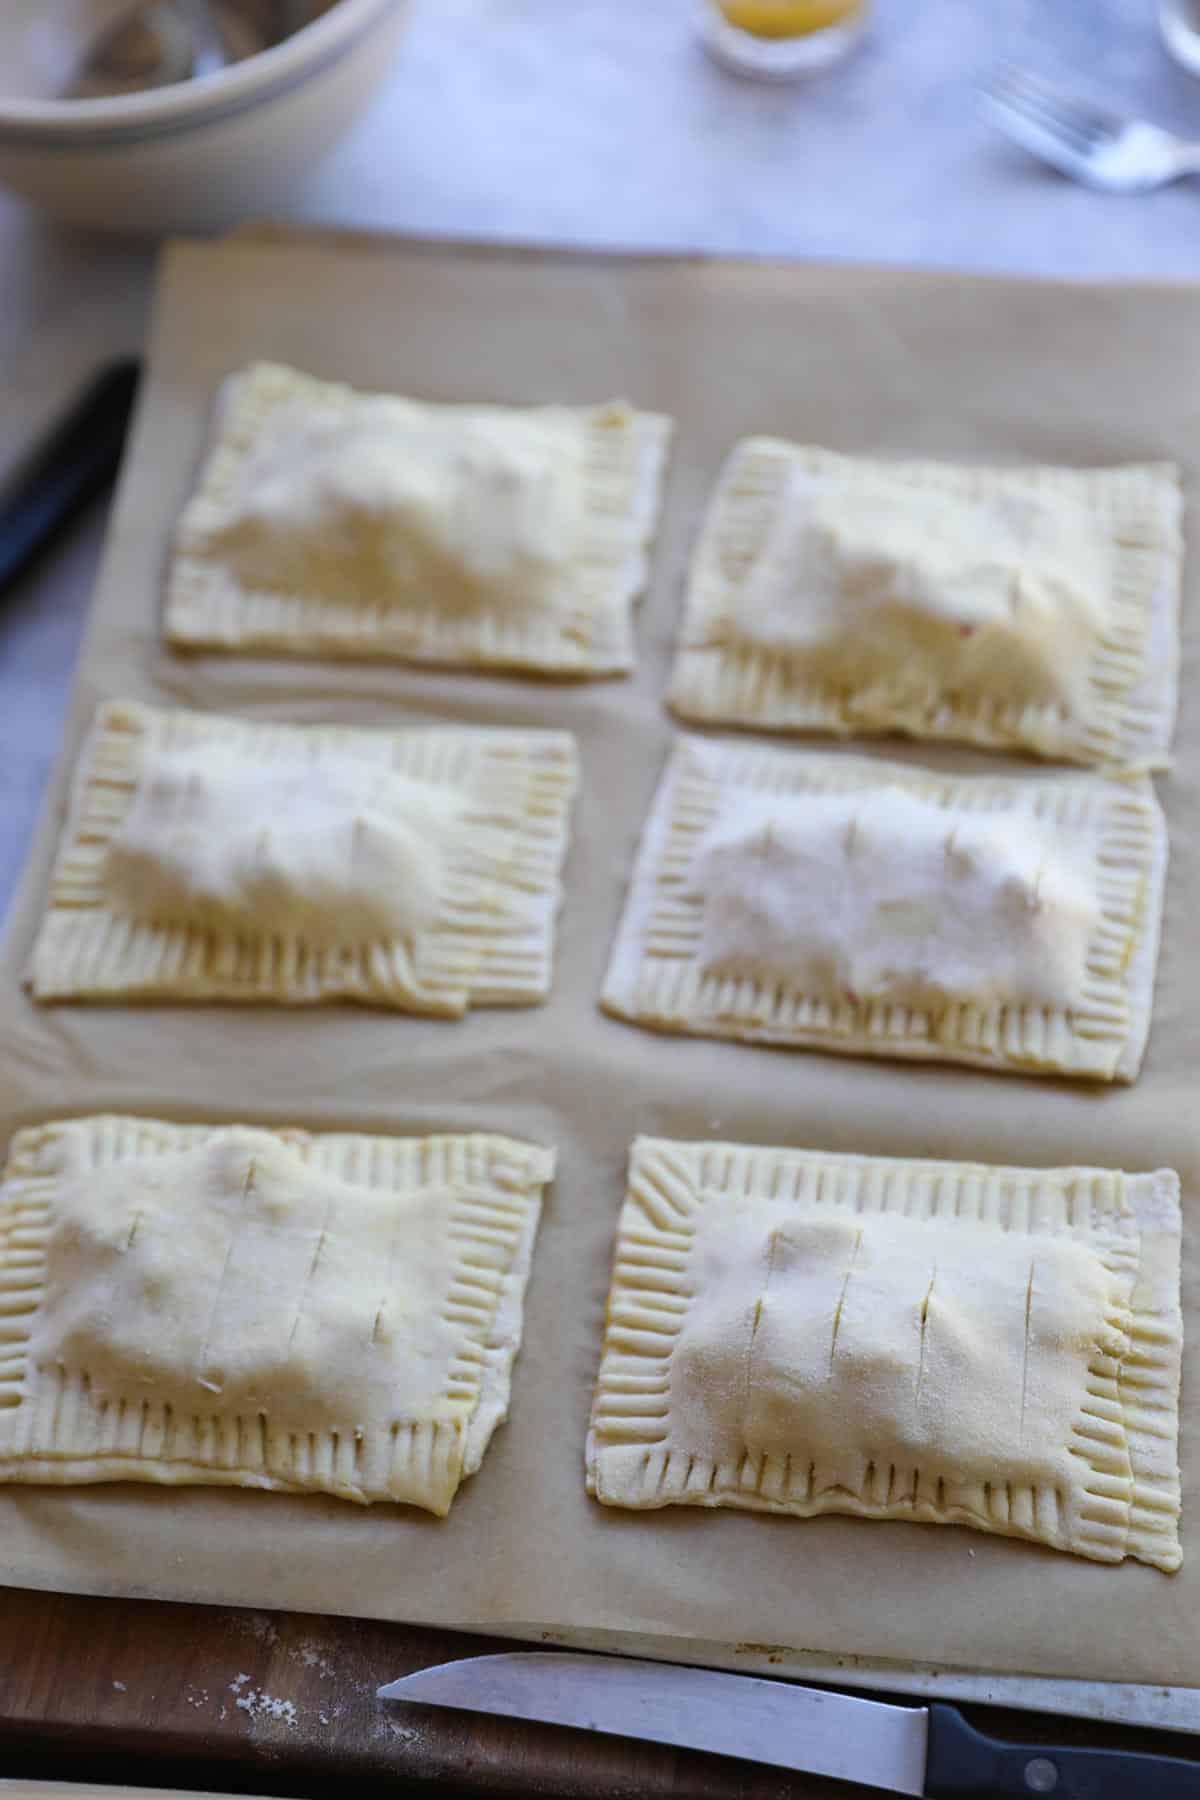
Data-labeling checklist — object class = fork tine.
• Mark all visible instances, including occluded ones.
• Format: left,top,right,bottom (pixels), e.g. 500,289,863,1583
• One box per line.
1000,64,1122,123
981,89,1093,176
990,66,1113,142
1003,86,1106,148
983,78,1098,154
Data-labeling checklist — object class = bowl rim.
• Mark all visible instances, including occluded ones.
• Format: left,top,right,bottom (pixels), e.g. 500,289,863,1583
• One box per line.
1160,0,1200,75
0,0,398,134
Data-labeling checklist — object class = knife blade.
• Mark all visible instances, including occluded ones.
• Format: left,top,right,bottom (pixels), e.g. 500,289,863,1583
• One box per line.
378,1651,1200,1796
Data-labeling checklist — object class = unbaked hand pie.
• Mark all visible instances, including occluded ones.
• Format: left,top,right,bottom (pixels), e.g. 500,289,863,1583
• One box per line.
668,441,1182,768
0,1116,554,1513
588,1137,1182,1570
165,362,673,676
29,701,578,1011
601,738,1167,1082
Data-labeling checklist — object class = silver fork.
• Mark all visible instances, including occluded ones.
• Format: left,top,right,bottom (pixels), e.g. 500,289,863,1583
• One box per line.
981,64,1200,192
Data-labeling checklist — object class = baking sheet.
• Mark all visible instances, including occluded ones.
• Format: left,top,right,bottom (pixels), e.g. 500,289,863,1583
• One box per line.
1,235,1198,1689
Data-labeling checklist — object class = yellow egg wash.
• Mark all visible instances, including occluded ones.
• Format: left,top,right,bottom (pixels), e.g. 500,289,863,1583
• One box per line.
718,0,861,37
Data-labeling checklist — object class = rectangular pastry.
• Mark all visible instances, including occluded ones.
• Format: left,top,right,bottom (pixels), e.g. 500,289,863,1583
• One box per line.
601,738,1167,1083
668,441,1182,768
29,701,578,1012
0,1116,554,1514
588,1138,1183,1570
165,362,673,676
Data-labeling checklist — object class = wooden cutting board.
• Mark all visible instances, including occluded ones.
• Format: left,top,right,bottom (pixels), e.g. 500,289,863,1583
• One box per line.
5,1587,1200,1799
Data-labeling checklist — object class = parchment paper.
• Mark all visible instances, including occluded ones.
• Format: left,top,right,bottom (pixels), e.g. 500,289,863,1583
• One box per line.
1,235,1199,1688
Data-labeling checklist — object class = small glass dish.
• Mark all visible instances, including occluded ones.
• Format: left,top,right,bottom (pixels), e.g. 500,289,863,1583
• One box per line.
698,0,867,79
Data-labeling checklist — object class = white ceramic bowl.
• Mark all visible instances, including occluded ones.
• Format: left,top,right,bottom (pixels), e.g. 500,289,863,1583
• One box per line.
0,0,409,234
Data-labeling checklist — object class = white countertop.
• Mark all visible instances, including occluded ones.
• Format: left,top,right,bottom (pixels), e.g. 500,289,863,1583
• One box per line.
4,0,1200,917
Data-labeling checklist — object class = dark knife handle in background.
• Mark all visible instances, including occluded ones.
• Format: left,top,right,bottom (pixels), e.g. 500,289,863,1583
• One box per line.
926,1702,1200,1798
0,357,141,597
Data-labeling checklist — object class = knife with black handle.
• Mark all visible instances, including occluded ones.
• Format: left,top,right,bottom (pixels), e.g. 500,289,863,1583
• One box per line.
379,1651,1200,1796
0,357,141,598
926,1701,1198,1797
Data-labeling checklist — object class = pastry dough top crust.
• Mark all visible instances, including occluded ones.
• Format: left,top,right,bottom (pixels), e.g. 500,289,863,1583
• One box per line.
165,362,673,677
0,1115,555,1514
588,1138,1183,1571
601,738,1168,1083
29,701,578,1014
669,441,1182,768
